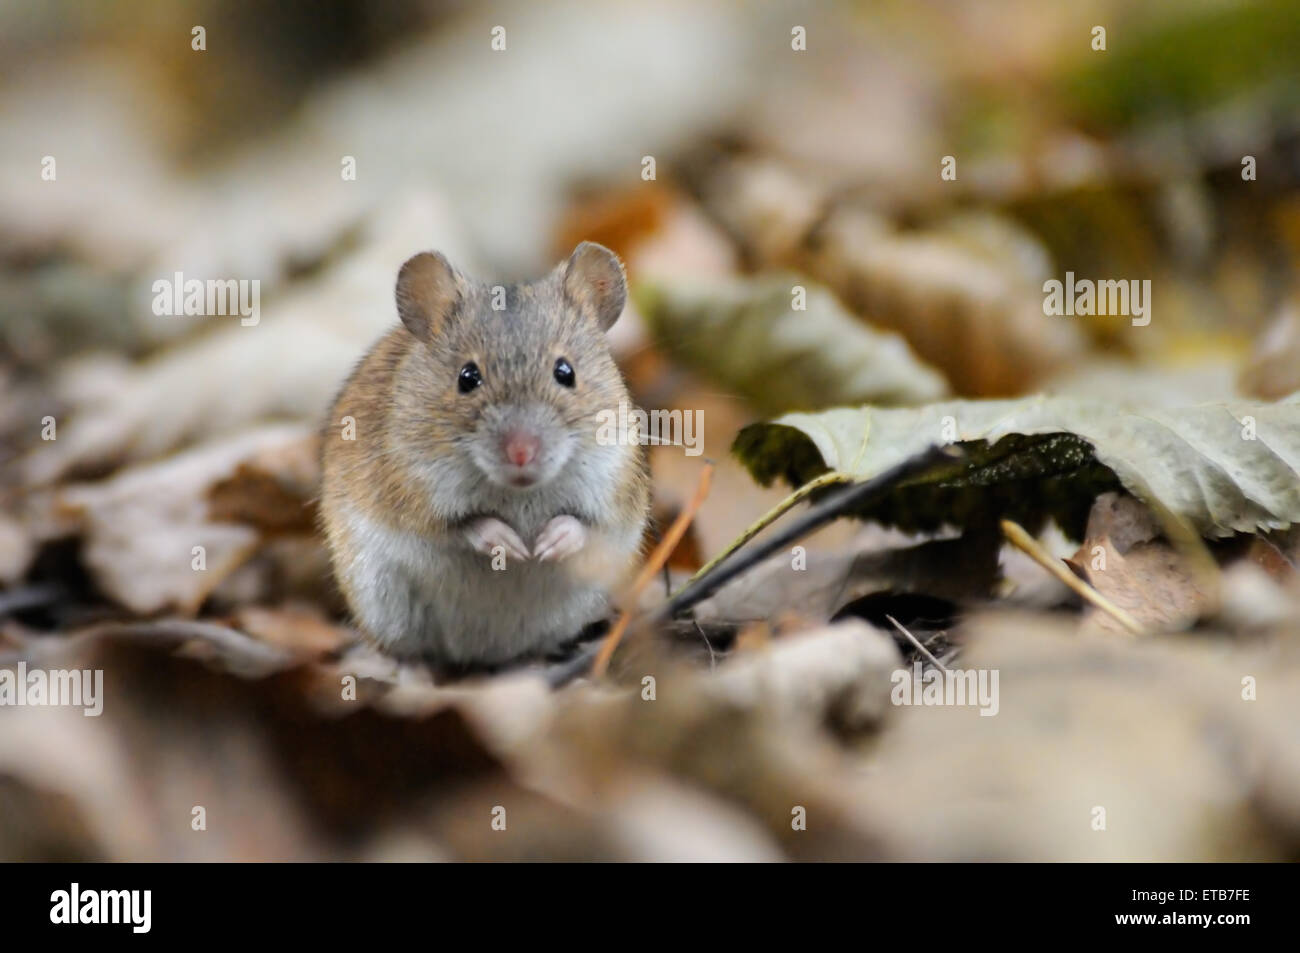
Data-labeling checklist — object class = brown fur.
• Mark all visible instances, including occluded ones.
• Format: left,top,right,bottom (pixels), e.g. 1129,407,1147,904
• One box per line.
319,244,650,665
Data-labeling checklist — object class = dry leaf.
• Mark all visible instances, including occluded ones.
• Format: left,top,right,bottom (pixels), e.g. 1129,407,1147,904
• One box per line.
52,425,315,614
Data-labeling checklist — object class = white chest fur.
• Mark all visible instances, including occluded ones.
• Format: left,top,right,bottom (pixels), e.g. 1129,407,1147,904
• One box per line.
337,447,642,665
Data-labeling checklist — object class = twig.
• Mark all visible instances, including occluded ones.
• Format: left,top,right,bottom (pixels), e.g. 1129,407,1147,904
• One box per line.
647,445,961,625
591,460,715,677
685,470,853,586
886,614,948,672
554,445,960,685
543,640,602,687
693,618,717,670
999,518,1147,636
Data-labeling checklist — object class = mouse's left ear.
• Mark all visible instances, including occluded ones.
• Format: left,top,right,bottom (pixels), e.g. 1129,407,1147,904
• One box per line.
563,241,627,332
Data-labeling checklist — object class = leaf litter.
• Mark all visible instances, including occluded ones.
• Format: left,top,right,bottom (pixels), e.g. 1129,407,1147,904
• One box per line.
3,0,1300,862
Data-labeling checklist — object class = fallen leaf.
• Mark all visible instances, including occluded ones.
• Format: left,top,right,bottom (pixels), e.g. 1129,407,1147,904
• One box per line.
735,393,1300,538
686,154,1084,395
1074,539,1209,635
1067,492,1208,635
51,425,315,614
231,605,352,657
1242,299,1300,400
797,205,1085,395
849,614,1300,860
637,274,948,412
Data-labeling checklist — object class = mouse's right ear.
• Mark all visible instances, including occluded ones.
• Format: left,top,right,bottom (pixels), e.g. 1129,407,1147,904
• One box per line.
396,251,465,343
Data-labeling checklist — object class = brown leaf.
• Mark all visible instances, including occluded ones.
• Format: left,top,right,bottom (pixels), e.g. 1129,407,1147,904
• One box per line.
1069,494,1207,635
851,614,1300,861
1241,299,1300,400
231,605,352,657
0,631,508,860
207,433,320,535
53,425,314,614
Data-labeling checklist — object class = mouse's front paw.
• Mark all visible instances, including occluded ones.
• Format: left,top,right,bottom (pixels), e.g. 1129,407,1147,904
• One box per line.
465,517,530,562
533,514,587,562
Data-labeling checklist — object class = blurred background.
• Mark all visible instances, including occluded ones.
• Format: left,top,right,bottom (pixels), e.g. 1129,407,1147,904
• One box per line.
1,0,1299,862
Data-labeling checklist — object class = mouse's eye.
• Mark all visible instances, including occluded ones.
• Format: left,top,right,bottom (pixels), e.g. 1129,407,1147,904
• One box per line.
458,362,482,393
553,357,576,388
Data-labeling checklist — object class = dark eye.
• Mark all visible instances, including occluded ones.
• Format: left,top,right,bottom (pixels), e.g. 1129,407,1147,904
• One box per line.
553,357,575,388
458,362,482,393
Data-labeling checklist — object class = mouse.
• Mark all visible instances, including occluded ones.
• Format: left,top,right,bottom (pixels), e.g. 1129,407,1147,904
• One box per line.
319,241,651,669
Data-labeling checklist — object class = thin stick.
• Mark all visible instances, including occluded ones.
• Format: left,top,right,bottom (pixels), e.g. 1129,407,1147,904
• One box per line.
685,470,853,587
886,614,948,672
692,618,717,670
648,445,960,625
999,518,1147,636
591,461,715,677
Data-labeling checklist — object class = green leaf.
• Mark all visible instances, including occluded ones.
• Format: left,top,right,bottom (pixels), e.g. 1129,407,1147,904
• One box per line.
634,275,948,413
733,394,1300,539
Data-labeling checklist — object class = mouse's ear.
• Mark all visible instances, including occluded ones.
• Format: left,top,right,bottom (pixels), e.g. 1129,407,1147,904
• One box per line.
396,251,465,342
563,241,627,332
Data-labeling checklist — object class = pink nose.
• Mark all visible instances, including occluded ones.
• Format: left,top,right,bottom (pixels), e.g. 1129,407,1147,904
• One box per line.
503,430,540,467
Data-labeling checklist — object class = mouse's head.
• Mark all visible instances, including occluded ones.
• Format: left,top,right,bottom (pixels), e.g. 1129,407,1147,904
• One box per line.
395,241,631,491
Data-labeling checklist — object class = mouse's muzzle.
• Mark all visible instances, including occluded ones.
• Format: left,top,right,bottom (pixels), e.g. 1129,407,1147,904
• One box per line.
472,401,572,490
